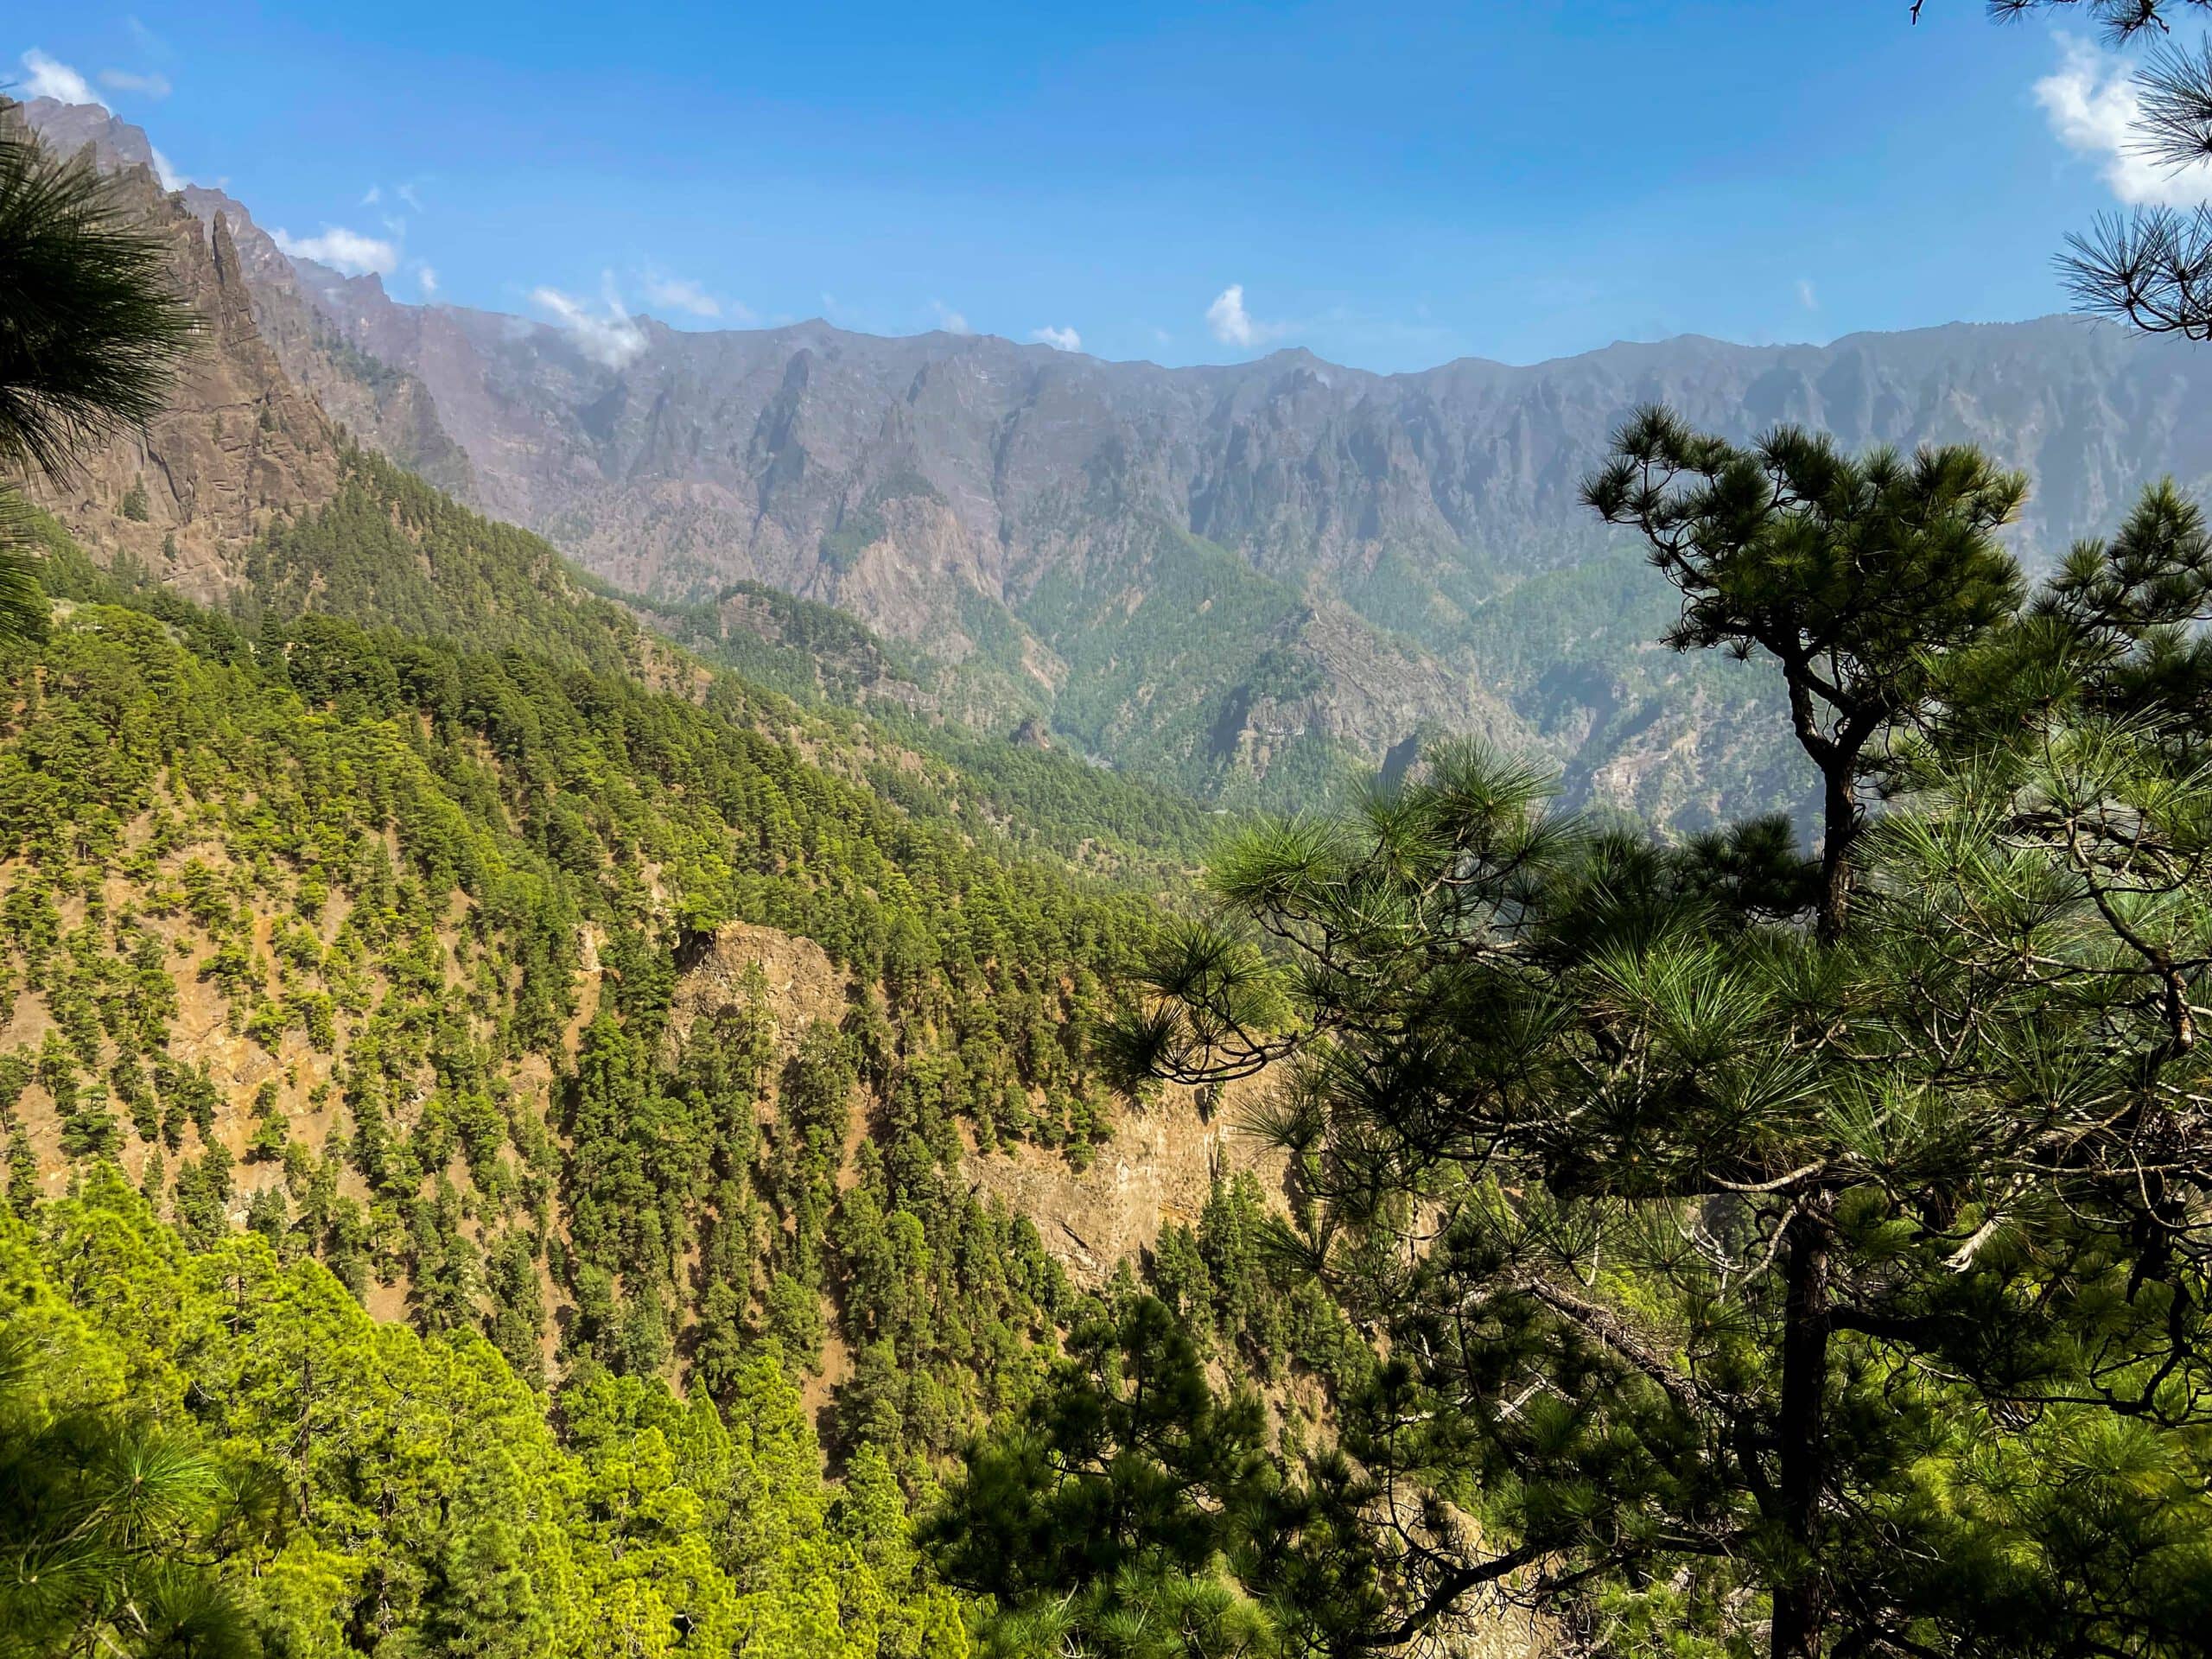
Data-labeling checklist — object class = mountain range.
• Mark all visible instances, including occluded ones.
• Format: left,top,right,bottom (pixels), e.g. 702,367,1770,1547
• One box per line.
28,94,2212,823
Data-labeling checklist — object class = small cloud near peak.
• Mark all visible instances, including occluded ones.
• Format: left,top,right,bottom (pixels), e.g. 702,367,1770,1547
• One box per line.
645,274,723,319
1032,325,1082,353
21,49,99,106
1205,283,1290,349
98,68,169,99
532,280,647,369
272,226,401,278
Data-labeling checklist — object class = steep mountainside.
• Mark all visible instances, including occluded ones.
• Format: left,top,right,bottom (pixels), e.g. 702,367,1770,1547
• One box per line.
19,96,474,500
3,105,1307,1471
0,491,1361,1651
274,299,2212,820
6,107,338,601
3,466,1290,1478
364,305,2212,809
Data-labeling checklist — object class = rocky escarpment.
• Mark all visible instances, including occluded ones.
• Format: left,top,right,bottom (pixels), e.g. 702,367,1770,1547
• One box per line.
5,108,339,601
20,97,474,505
250,286,2212,821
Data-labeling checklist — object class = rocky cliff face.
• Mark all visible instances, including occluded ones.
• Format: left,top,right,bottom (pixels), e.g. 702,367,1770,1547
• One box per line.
20,99,474,508
6,109,339,601
271,289,2212,819
291,308,2212,606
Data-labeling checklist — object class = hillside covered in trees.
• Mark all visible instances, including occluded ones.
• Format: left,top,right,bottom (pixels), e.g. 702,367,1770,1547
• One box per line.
0,109,1362,1656
3,472,1232,1446
11,27,2212,1656
0,467,1349,1652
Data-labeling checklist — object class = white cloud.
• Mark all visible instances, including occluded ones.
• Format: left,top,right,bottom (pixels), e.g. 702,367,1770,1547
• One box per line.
417,263,439,297
359,181,424,213
21,49,100,106
644,274,722,318
532,281,647,368
2036,35,2212,207
931,299,972,335
1031,325,1082,352
98,68,170,98
148,146,184,191
126,17,169,57
271,226,401,277
1796,277,1818,311
1205,283,1291,349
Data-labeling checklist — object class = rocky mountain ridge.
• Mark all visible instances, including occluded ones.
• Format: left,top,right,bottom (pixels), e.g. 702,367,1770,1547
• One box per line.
31,97,2212,822
275,298,2212,818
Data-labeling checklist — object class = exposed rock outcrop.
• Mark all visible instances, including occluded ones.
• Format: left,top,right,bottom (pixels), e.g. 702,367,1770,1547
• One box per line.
21,97,474,507
4,114,340,600
968,1087,1285,1288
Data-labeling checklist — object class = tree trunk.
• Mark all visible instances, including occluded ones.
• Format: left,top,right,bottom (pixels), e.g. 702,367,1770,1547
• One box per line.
1815,761,1855,947
1773,1211,1831,1659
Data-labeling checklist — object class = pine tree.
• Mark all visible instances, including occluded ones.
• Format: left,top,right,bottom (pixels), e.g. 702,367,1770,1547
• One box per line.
1581,409,2024,940
924,1296,1294,1659
416,1515,556,1659
1116,723,2212,1656
0,1330,259,1659
1111,452,2212,1653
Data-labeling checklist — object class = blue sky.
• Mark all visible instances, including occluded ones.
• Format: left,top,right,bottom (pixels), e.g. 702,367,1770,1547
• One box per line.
9,3,2196,372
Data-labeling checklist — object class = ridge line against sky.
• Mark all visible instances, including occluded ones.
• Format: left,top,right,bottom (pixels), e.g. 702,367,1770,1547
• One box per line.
223,289,2119,384
10,3,2207,374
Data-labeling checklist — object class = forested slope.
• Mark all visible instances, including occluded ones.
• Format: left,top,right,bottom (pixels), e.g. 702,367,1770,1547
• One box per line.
0,460,1268,1494
0,293,1353,1656
0,108,1407,1656
2,1170,969,1656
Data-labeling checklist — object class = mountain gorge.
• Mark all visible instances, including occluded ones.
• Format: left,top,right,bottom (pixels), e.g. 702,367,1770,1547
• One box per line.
35,95,2212,823
9,37,2212,1658
269,281,2212,821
